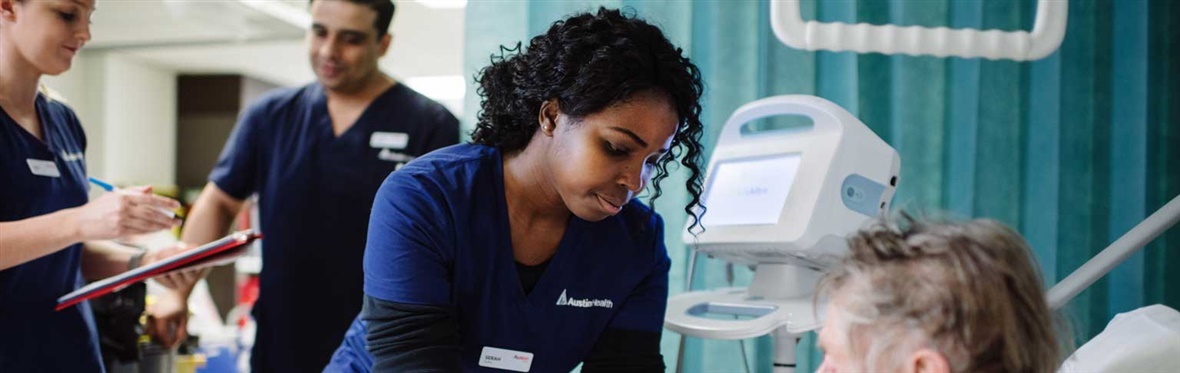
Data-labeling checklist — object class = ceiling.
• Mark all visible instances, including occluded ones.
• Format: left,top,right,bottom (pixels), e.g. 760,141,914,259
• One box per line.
84,0,466,88
86,0,305,49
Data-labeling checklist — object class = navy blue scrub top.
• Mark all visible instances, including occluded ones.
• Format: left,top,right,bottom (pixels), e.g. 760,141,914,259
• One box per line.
209,82,459,372
1,94,104,372
329,144,671,372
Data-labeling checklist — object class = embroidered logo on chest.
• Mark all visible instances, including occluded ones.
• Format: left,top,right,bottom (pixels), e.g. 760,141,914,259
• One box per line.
377,148,414,162
555,289,614,309
60,150,84,162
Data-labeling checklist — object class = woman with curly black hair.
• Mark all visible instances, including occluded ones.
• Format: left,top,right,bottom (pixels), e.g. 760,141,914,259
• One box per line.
326,7,706,372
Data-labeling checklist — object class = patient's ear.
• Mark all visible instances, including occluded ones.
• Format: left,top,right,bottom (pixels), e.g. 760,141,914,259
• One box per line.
908,348,951,373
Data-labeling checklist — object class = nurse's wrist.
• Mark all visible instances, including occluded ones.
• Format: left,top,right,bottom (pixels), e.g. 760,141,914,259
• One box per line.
164,284,193,299
60,207,87,243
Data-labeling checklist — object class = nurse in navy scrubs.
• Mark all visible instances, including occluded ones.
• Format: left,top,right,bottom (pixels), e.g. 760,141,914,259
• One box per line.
328,8,707,372
0,1,186,371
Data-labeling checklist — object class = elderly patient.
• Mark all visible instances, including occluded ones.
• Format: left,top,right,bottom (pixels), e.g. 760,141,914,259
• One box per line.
816,215,1062,373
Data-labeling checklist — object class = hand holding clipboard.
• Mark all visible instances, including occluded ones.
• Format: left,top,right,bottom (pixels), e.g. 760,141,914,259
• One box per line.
56,230,262,311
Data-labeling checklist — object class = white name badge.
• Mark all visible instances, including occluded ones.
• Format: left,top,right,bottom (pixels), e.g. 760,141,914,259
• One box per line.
369,131,408,150
478,346,534,372
27,159,61,177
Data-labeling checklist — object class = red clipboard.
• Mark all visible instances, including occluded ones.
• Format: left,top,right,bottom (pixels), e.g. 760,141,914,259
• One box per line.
56,230,262,311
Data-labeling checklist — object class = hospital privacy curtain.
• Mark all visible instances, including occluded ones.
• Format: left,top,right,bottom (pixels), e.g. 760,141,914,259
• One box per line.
462,0,1180,371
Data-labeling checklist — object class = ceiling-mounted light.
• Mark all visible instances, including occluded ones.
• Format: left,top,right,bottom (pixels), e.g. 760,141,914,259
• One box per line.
414,0,467,10
237,0,311,29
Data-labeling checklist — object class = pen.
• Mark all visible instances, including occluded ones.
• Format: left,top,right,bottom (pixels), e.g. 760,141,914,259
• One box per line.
87,177,178,219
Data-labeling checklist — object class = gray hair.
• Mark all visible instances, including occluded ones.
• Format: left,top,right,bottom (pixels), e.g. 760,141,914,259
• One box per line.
818,213,1064,372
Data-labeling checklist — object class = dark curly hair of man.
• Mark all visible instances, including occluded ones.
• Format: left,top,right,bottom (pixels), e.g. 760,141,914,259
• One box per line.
471,7,708,232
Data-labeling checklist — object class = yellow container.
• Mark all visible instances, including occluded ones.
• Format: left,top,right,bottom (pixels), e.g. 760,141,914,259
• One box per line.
175,353,207,373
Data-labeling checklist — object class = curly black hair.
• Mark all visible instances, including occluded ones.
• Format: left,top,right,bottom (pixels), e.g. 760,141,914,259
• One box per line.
471,7,707,233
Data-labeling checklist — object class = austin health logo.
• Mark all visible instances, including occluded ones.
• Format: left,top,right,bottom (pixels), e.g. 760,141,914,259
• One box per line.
555,289,614,309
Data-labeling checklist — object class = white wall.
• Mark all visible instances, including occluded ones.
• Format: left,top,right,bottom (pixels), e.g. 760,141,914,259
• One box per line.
102,53,177,185
42,52,178,186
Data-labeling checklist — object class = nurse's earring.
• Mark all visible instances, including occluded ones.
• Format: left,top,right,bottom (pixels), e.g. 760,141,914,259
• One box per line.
538,99,560,137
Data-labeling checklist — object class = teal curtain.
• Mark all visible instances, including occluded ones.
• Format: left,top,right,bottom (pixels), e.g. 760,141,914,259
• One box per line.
462,0,1180,371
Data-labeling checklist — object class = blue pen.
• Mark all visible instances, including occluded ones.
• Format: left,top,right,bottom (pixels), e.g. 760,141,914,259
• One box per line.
88,177,177,219
87,177,117,192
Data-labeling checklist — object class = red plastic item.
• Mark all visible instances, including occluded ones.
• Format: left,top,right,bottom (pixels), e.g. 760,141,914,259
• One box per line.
55,230,262,311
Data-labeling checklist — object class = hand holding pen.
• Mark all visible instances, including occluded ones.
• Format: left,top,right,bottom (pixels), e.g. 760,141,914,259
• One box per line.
69,177,182,241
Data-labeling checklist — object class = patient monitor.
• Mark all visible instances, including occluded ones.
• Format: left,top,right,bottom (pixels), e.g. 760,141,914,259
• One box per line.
665,95,899,370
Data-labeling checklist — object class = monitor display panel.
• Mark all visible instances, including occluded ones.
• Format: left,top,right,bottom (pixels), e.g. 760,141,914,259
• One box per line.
700,153,802,227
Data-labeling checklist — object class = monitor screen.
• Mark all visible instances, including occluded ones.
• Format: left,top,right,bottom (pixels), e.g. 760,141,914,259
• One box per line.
700,153,802,226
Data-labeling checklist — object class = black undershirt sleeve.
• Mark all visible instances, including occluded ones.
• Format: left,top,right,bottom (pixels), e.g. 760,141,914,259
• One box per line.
363,296,461,372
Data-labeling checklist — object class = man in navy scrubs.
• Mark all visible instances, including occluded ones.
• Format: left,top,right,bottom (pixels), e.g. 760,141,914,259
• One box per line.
167,0,460,371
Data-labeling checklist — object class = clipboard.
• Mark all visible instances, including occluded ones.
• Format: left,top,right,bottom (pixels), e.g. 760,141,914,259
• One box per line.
56,230,262,311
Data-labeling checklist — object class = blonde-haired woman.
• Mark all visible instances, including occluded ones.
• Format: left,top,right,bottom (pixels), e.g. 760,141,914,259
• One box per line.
816,215,1062,373
1,0,187,371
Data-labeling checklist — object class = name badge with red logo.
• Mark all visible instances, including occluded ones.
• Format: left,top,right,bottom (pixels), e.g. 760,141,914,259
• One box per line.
478,346,534,372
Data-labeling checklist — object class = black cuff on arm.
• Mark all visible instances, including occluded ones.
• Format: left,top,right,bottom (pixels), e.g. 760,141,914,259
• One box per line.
581,329,666,372
363,295,462,372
